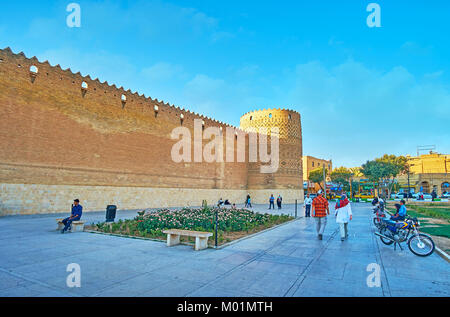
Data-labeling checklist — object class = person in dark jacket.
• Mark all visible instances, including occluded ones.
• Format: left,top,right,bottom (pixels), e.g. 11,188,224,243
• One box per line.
245,194,251,208
431,191,437,201
277,195,282,209
61,199,83,233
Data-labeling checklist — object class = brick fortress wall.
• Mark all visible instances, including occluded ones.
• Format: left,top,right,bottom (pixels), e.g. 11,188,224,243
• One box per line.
0,47,303,215
240,109,304,203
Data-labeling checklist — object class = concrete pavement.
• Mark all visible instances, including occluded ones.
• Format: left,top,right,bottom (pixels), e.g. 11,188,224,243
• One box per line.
0,202,449,297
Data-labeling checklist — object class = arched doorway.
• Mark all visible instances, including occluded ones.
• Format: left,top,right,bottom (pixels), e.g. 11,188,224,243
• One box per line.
442,182,449,194
420,181,430,193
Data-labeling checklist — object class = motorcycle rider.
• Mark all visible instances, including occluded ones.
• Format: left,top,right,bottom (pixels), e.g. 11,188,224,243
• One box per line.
378,196,385,211
391,199,407,221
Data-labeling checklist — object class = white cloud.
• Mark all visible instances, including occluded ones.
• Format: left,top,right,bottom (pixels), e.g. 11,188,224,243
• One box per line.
83,0,225,43
37,47,137,89
285,60,450,166
424,71,444,79
142,62,185,81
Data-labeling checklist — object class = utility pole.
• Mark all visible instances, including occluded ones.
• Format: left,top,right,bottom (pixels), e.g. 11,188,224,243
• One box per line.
215,209,218,248
349,176,352,199
323,165,327,199
407,168,410,202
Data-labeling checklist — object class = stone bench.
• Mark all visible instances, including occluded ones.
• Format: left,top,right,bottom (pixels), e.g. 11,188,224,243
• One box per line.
163,229,213,251
56,218,85,232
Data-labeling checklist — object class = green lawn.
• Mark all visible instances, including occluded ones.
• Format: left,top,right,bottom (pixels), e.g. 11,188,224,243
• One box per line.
408,206,450,221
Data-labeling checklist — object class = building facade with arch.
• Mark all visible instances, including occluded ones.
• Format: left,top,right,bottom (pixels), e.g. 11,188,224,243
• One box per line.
398,152,449,195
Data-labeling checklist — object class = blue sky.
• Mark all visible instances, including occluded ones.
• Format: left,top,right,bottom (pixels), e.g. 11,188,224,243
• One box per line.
0,0,449,167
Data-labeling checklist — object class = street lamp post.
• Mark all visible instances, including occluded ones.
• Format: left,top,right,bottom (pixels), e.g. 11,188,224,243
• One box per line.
407,167,410,202
349,176,352,200
215,208,218,248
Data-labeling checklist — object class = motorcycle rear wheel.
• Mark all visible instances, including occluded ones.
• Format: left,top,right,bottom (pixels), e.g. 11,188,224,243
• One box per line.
408,233,435,257
379,227,394,245
373,217,381,228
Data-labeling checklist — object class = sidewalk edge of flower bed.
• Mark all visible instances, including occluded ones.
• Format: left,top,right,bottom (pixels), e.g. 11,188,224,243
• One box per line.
214,217,302,250
83,228,185,244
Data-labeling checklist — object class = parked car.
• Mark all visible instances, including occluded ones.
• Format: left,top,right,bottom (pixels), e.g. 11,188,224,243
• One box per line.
440,192,450,198
415,193,433,200
395,192,408,199
354,193,375,199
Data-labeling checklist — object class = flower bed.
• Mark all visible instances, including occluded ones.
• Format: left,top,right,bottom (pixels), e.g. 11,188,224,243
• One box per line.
87,207,293,246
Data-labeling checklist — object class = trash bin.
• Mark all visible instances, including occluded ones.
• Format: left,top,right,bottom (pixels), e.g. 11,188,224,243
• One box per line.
106,205,117,222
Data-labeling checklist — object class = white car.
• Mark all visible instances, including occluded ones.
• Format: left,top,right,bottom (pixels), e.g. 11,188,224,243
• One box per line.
441,192,450,198
415,193,432,200
395,192,408,199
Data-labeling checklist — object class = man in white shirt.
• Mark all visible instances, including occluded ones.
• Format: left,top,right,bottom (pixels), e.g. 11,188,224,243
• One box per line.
304,194,313,217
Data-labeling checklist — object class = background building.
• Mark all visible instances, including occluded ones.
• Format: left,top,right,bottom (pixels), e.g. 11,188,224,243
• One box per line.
398,152,449,195
302,156,332,193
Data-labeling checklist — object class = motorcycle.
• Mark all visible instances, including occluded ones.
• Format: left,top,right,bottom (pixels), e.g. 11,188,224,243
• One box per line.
374,216,435,257
372,205,387,229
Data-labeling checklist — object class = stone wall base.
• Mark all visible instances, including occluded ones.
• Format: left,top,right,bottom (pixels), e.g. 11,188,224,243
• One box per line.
0,183,304,216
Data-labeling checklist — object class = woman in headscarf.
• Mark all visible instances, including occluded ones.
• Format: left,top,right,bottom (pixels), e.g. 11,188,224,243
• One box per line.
334,194,353,241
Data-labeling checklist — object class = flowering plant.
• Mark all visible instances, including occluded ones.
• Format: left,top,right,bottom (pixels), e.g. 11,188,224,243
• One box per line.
94,207,292,243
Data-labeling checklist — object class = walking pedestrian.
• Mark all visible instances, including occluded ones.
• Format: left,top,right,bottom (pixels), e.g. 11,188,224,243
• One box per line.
304,194,312,217
269,194,275,209
334,194,352,241
312,190,329,240
277,195,282,209
431,190,437,201
246,194,252,208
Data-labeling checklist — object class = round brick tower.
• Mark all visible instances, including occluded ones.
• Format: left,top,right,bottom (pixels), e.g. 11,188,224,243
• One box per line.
240,108,303,202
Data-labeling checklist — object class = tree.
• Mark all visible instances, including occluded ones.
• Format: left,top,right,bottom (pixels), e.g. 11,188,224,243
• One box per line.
330,167,352,192
375,154,408,198
360,160,388,182
361,154,408,198
349,167,363,178
309,167,328,191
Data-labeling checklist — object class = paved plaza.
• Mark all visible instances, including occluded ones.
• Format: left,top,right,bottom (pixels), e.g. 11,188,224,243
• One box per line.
0,203,449,297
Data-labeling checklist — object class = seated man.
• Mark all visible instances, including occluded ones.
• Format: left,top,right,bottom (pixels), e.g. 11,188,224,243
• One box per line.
390,199,407,221
61,199,83,233
378,196,385,211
